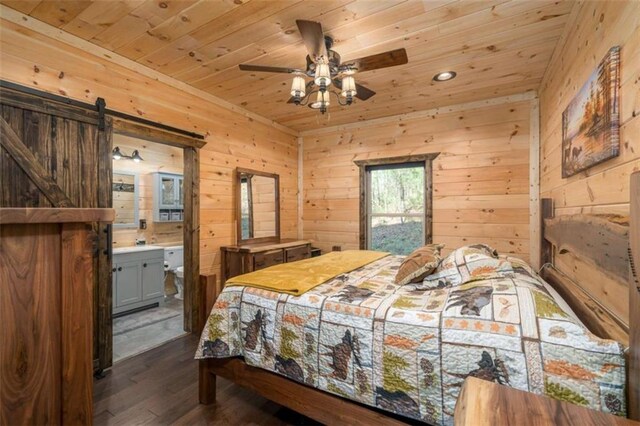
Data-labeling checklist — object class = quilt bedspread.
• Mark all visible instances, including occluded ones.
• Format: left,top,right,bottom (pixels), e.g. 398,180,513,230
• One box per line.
196,255,626,425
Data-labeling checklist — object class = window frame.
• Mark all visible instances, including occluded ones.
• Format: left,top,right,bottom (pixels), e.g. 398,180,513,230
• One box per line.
355,153,439,251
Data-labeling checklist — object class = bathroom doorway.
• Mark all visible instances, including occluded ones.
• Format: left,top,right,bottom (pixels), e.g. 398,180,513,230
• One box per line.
111,134,187,362
103,117,205,367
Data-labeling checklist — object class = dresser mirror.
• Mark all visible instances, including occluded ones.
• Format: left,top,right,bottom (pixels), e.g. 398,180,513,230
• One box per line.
113,171,139,228
236,168,280,244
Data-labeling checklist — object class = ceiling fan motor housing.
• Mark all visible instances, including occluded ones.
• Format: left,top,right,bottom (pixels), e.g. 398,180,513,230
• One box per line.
306,48,341,77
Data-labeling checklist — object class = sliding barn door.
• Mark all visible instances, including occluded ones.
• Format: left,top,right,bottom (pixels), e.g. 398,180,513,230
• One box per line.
0,87,114,371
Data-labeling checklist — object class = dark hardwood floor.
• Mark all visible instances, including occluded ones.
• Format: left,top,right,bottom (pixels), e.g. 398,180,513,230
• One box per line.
93,335,319,425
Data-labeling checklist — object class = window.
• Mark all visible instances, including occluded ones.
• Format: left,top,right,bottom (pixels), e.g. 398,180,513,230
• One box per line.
356,154,438,255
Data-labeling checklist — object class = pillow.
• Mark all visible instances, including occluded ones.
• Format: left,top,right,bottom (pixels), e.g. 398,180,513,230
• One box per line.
430,244,513,287
465,243,499,258
395,244,444,285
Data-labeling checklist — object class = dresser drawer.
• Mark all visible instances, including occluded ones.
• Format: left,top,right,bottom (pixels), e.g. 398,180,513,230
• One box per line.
285,245,311,263
254,249,284,270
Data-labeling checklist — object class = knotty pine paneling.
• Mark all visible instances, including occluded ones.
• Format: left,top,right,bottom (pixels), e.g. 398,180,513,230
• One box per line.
302,101,531,262
0,19,299,283
538,0,639,325
0,0,573,132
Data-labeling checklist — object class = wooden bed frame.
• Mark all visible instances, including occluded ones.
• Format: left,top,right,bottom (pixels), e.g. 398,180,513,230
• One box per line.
198,171,640,423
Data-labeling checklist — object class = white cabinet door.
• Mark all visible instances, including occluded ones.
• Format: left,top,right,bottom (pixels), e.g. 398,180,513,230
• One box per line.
142,258,165,300
177,177,184,209
159,175,177,209
115,260,142,307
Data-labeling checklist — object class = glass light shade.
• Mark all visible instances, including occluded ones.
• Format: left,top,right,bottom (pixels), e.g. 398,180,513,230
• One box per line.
131,150,143,163
290,76,306,97
341,76,357,97
112,146,122,160
314,63,331,87
310,91,330,109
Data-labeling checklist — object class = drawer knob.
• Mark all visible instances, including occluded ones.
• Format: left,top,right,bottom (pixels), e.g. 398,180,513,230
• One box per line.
118,267,122,271
143,263,147,268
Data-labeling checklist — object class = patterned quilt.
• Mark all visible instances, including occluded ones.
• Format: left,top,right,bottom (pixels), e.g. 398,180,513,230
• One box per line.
196,250,626,425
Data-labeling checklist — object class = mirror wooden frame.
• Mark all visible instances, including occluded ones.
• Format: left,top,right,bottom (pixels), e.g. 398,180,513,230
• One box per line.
235,167,280,245
112,171,139,229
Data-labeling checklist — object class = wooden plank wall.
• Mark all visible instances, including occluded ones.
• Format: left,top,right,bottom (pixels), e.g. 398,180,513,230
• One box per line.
302,100,532,263
539,0,639,325
112,133,184,248
0,19,299,284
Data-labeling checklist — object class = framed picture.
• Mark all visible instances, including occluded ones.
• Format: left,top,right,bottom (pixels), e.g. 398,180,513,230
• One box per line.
562,46,620,178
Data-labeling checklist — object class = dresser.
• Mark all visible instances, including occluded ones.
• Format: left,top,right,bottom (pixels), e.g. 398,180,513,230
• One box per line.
220,239,312,283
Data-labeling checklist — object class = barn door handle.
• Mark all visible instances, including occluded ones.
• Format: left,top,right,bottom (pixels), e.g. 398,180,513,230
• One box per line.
103,224,112,261
629,246,639,293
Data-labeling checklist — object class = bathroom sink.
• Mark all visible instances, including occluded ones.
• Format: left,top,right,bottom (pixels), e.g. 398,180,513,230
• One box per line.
112,245,164,255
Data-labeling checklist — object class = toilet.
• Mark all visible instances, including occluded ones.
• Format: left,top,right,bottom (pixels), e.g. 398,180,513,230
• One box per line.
164,246,184,300
175,266,184,300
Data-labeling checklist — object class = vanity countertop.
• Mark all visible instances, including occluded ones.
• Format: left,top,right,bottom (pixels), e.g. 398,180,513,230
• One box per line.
113,245,164,255
151,241,183,249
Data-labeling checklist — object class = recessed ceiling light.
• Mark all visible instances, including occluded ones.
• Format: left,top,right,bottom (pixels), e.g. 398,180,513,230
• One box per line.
433,71,457,82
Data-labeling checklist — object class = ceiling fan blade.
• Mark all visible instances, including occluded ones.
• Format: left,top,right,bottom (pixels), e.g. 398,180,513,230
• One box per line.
333,79,376,101
296,20,328,63
341,48,408,73
238,64,302,74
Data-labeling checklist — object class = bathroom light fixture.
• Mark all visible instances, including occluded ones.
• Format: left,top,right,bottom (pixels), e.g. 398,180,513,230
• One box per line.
112,146,123,160
112,146,144,162
433,71,457,82
131,150,143,163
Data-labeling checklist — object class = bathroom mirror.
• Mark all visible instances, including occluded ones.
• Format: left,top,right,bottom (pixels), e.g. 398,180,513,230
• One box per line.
113,172,139,228
236,168,280,244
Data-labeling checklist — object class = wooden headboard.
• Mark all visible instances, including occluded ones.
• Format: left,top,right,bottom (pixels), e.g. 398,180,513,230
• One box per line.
540,206,629,343
629,171,639,420
540,171,639,420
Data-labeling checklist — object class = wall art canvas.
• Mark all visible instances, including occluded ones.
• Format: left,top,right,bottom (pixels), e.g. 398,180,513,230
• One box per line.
562,46,620,178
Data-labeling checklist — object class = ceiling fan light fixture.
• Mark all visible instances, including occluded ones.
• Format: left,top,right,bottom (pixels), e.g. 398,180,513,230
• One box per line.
341,76,357,98
290,76,306,104
314,63,331,90
433,71,457,82
310,91,330,113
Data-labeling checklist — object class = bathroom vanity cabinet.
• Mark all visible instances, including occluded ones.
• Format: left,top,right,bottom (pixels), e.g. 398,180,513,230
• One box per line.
113,246,165,315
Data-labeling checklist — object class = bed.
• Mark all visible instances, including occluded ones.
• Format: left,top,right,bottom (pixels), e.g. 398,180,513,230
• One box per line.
197,172,640,425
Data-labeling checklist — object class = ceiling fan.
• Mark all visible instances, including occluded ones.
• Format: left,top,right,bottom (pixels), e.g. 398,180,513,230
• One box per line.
238,20,408,114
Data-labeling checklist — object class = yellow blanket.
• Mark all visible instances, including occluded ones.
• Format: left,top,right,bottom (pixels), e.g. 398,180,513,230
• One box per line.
225,250,389,296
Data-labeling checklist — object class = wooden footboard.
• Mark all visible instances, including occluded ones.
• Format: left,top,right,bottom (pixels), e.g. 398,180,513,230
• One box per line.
196,272,407,425
198,273,218,405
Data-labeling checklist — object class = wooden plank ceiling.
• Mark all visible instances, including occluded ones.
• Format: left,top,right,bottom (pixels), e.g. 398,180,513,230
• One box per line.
1,0,575,132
